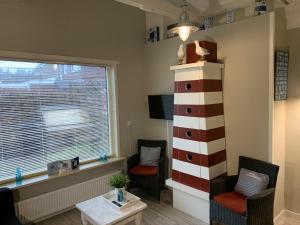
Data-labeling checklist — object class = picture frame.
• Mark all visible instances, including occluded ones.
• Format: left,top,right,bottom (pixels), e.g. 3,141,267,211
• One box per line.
47,157,80,176
275,50,289,101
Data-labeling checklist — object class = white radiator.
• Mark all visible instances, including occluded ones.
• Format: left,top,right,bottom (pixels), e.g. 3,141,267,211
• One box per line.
16,170,121,223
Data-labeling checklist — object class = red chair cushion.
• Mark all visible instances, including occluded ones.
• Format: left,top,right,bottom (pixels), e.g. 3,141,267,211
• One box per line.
213,192,247,215
130,165,158,176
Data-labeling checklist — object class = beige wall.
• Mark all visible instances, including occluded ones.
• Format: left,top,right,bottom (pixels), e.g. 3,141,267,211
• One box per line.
144,13,273,177
273,101,286,216
272,8,288,216
0,0,146,158
0,0,146,200
285,27,300,213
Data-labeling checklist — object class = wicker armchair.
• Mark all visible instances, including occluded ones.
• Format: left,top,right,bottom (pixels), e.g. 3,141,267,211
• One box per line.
0,188,22,225
127,139,166,201
210,156,279,225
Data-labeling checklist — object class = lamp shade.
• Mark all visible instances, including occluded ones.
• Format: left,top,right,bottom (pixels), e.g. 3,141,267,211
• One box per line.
170,1,199,42
171,25,199,42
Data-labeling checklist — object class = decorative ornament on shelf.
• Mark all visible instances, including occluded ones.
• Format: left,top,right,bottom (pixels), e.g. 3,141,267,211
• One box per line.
170,0,199,42
226,10,235,24
254,0,267,15
177,44,185,65
194,41,210,62
147,26,160,43
203,16,214,30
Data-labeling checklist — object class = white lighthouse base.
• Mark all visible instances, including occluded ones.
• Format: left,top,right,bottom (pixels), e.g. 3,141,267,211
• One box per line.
166,179,210,224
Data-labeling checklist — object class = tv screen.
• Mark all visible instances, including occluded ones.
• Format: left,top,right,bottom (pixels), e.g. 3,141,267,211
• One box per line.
148,95,174,120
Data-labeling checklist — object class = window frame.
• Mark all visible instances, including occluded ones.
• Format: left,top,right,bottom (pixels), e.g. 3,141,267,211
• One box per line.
0,50,120,184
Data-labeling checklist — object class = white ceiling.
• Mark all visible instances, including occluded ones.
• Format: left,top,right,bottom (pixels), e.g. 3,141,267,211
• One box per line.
115,0,254,19
164,0,254,15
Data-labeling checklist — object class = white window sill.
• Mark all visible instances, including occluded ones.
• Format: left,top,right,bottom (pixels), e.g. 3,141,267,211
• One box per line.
0,157,125,190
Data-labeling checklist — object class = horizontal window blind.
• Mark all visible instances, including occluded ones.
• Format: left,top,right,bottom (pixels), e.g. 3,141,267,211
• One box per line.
0,61,110,181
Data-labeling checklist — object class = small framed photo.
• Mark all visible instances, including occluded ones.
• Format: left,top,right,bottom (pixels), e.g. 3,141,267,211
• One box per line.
47,161,61,176
47,157,80,176
147,26,160,43
72,157,80,170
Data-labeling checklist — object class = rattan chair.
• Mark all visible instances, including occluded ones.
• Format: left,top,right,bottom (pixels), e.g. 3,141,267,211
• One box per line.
210,156,279,225
127,139,166,201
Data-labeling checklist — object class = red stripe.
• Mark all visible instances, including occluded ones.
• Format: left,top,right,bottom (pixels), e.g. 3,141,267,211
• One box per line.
172,170,209,192
175,80,222,93
172,170,180,182
173,126,225,142
173,149,227,167
174,104,224,117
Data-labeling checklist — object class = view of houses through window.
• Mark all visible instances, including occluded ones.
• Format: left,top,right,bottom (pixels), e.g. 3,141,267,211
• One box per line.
0,60,110,181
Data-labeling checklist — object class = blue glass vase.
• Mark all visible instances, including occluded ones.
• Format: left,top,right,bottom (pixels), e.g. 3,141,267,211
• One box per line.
100,153,108,162
16,168,22,185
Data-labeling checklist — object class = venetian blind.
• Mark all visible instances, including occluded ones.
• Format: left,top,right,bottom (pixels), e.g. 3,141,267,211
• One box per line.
0,61,110,181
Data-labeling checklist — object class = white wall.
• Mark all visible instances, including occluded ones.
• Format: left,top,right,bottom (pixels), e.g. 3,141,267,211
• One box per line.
146,12,164,41
144,13,273,177
285,27,300,214
272,8,288,216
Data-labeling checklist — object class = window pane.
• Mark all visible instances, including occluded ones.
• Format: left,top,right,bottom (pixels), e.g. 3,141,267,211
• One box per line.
0,61,110,181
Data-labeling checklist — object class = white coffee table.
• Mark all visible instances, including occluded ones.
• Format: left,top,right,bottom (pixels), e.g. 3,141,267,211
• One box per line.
76,194,147,225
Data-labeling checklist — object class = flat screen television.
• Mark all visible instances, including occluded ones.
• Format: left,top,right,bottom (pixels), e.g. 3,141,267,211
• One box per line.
148,95,174,120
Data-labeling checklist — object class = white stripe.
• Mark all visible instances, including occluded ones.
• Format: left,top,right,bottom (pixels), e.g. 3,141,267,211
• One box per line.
172,160,227,180
173,115,224,130
174,67,222,81
174,92,223,105
201,161,227,180
173,159,227,180
173,137,226,155
173,159,200,178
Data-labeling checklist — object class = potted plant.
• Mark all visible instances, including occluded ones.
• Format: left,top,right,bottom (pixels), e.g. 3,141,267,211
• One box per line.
109,174,129,202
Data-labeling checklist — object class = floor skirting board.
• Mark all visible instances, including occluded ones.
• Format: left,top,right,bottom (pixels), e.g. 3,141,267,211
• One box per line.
274,209,300,224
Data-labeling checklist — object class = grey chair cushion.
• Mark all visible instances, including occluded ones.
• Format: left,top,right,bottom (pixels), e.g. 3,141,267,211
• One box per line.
234,168,269,197
140,146,161,166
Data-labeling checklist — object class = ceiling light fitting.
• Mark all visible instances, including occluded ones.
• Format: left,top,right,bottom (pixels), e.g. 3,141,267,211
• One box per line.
170,0,199,42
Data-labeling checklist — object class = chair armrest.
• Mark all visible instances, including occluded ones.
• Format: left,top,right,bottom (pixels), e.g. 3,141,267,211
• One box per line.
210,175,238,199
246,188,275,222
0,188,16,218
127,154,139,172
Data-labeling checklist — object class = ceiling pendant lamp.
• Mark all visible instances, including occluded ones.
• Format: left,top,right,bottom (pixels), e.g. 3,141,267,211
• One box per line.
170,0,199,42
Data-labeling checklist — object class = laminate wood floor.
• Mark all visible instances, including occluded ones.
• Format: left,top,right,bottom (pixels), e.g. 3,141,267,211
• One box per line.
35,190,300,225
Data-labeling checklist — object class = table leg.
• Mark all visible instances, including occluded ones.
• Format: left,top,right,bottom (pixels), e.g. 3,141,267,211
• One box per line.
134,212,142,225
81,213,88,225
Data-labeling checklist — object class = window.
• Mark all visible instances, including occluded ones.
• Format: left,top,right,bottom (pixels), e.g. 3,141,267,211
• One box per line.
0,60,115,182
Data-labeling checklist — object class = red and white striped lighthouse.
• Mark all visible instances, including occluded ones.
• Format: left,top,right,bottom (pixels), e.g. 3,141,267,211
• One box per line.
167,61,227,223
